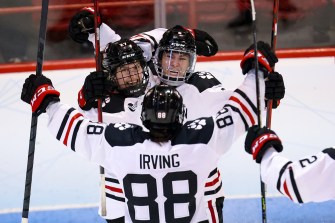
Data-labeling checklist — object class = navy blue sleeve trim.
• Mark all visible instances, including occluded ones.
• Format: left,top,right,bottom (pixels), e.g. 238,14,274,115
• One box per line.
204,182,222,196
289,167,303,203
106,193,125,202
71,119,83,151
235,89,257,115
224,104,249,131
57,107,75,140
208,168,218,178
276,161,292,193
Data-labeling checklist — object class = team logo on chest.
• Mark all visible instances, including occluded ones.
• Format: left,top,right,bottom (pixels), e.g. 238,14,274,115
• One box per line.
114,123,133,130
187,119,206,130
197,71,214,79
128,101,138,112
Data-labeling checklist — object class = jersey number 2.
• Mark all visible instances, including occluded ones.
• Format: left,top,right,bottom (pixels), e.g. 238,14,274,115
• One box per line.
123,170,197,222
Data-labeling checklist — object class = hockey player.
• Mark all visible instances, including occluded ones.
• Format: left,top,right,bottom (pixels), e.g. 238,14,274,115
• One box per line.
68,8,285,222
21,69,265,222
21,45,284,221
70,13,223,220
245,125,335,203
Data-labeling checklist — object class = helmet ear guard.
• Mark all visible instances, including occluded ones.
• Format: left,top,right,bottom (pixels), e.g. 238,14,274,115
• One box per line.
102,39,149,97
154,26,197,86
141,84,185,141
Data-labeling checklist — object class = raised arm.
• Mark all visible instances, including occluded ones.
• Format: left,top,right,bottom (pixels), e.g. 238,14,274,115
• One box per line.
245,125,335,203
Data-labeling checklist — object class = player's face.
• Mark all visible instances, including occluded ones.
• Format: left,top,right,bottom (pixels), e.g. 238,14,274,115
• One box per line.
161,51,190,78
115,61,144,89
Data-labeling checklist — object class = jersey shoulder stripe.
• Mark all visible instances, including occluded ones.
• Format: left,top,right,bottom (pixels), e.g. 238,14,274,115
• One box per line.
172,117,214,145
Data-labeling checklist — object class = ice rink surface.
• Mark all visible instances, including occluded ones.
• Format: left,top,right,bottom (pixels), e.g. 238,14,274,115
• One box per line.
0,57,334,222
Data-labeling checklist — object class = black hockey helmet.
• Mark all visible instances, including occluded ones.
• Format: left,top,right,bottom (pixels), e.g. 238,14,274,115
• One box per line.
102,39,149,97
141,84,185,142
154,25,197,86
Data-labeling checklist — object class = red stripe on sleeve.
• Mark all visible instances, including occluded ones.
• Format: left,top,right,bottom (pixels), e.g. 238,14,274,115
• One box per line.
229,96,255,125
63,113,83,146
283,180,293,201
205,171,221,187
105,185,123,193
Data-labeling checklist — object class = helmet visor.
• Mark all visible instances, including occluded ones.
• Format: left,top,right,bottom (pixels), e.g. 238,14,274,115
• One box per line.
155,47,196,86
112,61,149,97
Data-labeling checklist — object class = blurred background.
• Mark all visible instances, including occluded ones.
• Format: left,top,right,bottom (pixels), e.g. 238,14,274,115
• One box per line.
0,0,334,64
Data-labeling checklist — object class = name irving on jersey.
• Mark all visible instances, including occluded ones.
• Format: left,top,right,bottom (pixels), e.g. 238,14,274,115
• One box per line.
139,153,180,169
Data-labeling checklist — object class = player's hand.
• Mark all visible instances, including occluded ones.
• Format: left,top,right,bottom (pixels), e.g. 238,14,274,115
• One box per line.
265,71,285,109
240,41,278,75
21,74,60,116
78,70,114,110
192,29,218,57
245,125,283,163
68,7,101,43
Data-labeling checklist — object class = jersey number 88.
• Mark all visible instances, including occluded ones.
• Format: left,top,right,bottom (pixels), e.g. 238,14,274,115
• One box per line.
123,170,197,222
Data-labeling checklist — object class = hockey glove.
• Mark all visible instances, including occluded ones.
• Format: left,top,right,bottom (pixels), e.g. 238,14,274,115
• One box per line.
240,41,278,75
245,125,283,163
265,72,285,109
21,74,60,116
181,26,218,57
78,70,114,110
193,29,218,57
68,7,101,43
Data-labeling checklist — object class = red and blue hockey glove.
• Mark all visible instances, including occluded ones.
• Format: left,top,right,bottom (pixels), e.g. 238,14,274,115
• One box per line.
265,71,285,109
245,125,283,163
78,70,114,110
21,74,60,116
240,41,278,75
68,7,102,43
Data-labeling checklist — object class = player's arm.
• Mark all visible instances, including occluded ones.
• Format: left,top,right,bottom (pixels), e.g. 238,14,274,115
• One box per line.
245,125,335,203
130,25,219,62
262,147,335,203
130,28,167,62
20,74,124,170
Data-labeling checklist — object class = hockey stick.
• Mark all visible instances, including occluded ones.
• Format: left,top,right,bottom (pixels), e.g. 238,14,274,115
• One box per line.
92,0,107,216
250,1,267,222
21,0,49,222
266,0,280,128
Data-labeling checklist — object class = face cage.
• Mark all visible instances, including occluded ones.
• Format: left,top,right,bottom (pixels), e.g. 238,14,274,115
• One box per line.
109,61,149,97
154,48,196,86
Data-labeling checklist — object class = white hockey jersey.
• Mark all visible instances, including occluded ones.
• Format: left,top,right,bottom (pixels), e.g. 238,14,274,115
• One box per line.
80,71,260,219
47,70,264,222
261,147,335,204
85,25,265,220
